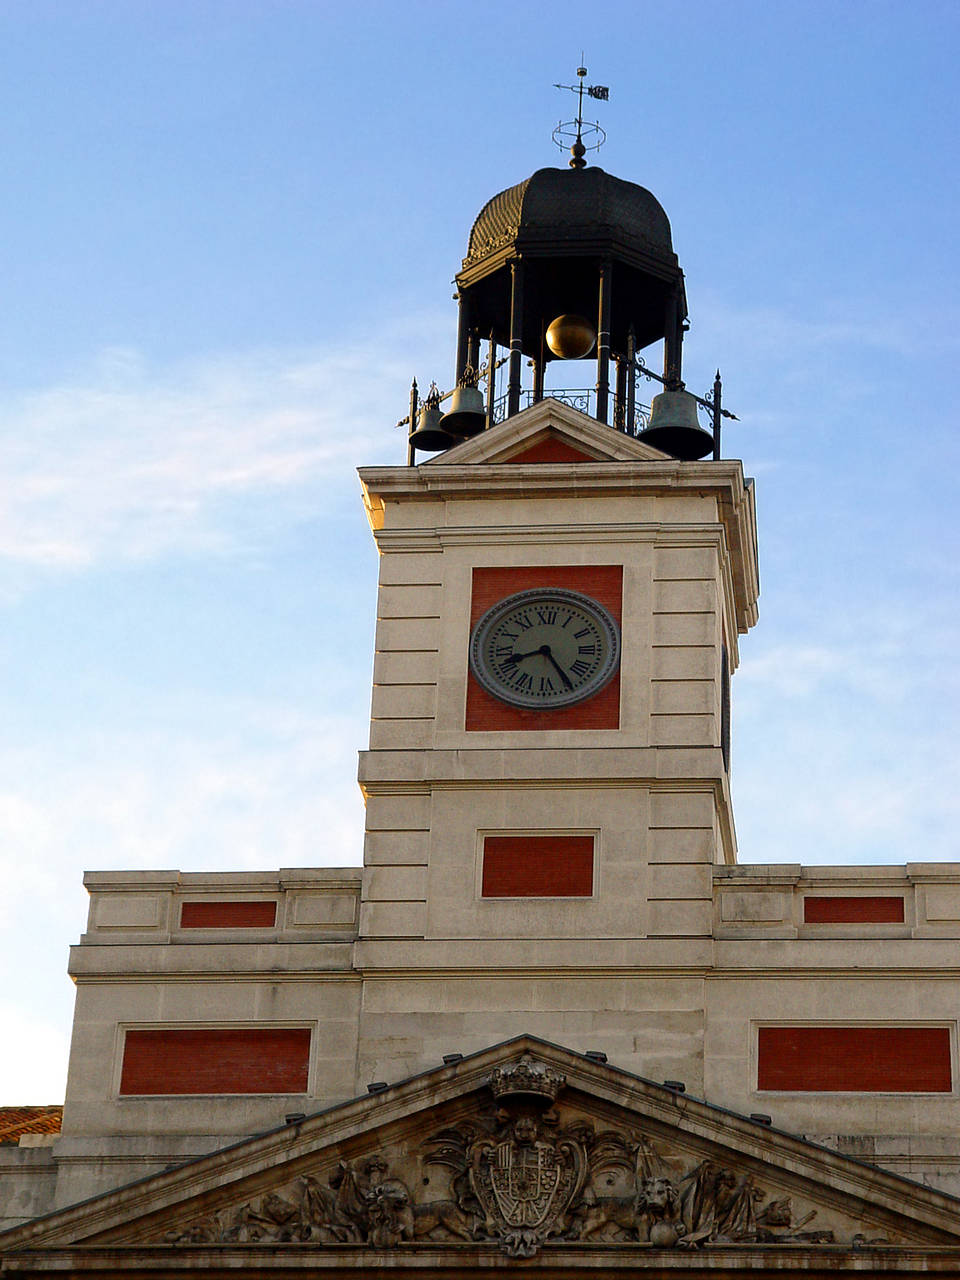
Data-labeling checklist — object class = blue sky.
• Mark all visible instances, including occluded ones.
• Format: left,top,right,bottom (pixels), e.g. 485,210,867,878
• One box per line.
1,0,958,1101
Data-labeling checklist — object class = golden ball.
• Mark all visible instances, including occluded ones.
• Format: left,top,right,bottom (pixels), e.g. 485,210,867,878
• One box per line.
545,314,597,360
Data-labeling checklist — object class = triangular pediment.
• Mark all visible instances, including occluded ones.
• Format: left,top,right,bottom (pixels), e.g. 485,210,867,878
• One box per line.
5,1037,960,1269
424,397,672,467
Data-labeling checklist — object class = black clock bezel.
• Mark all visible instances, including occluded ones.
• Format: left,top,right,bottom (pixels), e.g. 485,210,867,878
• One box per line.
469,587,620,710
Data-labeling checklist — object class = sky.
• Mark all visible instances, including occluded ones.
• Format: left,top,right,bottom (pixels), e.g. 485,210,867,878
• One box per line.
0,0,958,1102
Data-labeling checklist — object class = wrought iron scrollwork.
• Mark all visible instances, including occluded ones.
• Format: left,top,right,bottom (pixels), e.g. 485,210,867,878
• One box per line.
493,388,650,436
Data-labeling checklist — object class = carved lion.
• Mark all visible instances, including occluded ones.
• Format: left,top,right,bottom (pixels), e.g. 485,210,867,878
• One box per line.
412,1198,478,1241
573,1192,642,1242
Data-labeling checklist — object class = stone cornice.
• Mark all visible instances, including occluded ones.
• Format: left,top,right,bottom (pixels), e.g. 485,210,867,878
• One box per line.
361,459,751,502
360,462,758,635
372,522,728,549
357,748,728,786
5,1243,960,1273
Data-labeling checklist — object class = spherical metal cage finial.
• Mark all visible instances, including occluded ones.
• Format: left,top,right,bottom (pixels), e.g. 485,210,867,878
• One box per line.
552,118,605,167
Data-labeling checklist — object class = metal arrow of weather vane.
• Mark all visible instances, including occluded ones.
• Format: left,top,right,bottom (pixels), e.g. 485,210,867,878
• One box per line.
553,61,609,168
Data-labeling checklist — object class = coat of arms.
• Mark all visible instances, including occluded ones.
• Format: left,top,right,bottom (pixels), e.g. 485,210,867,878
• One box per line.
474,1116,579,1229
468,1115,586,1254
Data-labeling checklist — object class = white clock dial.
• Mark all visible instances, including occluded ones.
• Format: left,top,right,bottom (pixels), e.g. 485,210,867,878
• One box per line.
470,588,620,710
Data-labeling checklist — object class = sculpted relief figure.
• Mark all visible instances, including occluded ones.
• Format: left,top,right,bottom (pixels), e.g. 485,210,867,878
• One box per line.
415,1111,839,1255
677,1160,762,1244
160,1059,877,1253
570,1131,682,1244
167,1154,417,1247
164,1125,843,1252
164,1123,840,1253
162,1124,864,1253
299,1155,416,1246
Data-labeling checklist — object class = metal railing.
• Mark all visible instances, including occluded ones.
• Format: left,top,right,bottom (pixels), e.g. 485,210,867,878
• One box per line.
492,388,654,436
402,359,736,463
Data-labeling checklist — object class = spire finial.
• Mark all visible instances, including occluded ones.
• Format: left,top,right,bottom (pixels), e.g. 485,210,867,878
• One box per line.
553,60,608,168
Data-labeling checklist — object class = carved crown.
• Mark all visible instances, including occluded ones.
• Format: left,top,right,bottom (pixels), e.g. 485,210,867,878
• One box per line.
488,1054,566,1103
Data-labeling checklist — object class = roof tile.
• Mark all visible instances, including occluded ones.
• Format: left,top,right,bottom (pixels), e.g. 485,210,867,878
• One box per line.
0,1105,63,1143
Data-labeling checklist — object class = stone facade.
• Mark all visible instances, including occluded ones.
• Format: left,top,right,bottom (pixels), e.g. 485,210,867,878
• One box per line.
3,401,960,1272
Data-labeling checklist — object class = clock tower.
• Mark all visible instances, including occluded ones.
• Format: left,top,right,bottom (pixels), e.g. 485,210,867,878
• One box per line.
9,92,960,1247
353,155,759,1094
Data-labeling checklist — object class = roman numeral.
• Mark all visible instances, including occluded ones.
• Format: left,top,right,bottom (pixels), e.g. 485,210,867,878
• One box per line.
514,612,534,630
535,608,558,625
578,644,597,656
573,627,590,639
570,659,590,677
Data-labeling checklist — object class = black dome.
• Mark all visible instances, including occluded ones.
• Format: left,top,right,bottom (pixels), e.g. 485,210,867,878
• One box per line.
465,166,675,270
452,163,687,379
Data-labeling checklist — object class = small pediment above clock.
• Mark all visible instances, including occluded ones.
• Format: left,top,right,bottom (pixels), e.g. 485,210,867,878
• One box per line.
506,434,598,464
423,397,671,467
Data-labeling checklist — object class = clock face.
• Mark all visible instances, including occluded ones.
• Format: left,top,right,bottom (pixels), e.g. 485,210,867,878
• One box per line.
470,588,620,710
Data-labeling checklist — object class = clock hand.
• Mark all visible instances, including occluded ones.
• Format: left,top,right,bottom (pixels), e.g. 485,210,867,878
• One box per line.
501,644,574,690
540,646,574,691
500,649,541,665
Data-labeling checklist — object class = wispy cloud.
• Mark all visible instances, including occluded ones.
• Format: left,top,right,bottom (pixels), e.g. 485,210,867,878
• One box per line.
0,704,367,910
692,292,958,366
734,613,960,864
0,318,447,573
734,722,960,866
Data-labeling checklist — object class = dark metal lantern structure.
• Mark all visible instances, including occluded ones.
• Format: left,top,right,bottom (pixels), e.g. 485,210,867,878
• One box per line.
401,109,740,463
453,165,689,427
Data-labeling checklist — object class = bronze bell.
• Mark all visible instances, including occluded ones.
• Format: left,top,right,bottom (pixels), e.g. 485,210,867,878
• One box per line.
636,389,713,461
545,313,596,360
439,384,486,437
409,398,460,452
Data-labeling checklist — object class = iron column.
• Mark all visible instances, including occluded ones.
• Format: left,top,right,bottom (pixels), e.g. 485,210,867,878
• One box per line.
595,259,612,424
507,261,524,419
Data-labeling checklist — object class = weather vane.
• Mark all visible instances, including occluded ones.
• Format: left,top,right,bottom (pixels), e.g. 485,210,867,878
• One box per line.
553,59,609,169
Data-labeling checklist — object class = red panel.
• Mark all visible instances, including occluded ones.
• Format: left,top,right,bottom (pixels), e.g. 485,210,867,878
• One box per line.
804,896,904,924
119,1028,311,1095
507,437,596,464
482,835,594,897
757,1026,952,1093
180,900,277,929
466,566,622,732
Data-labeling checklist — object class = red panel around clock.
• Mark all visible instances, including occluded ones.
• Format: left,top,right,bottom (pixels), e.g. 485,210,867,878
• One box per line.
466,566,622,731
